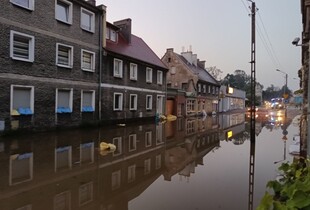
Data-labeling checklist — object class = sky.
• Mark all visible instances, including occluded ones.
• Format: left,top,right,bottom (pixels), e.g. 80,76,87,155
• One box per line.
96,0,302,91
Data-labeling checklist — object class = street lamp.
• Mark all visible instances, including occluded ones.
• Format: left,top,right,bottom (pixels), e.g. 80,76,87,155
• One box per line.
292,37,310,157
276,69,288,100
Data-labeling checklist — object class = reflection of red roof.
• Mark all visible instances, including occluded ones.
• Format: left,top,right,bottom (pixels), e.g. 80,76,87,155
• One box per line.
106,34,167,69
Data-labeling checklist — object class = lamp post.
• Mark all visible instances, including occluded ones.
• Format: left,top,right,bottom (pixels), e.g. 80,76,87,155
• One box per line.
276,69,288,100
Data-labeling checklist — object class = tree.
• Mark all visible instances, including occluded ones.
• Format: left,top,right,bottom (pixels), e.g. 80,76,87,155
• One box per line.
206,66,223,81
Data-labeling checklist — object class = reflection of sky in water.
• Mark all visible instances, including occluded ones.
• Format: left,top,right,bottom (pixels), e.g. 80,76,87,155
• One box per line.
129,118,299,210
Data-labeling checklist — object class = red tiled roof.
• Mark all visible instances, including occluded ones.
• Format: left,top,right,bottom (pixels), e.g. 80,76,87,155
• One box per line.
106,34,168,69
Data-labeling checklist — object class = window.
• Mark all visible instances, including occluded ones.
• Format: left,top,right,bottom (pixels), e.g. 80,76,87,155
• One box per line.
146,95,152,110
10,31,34,62
56,89,73,113
112,137,122,156
81,8,95,32
56,43,73,68
55,0,72,24
54,191,71,210
146,67,152,83
113,59,123,78
157,70,163,85
9,152,33,185
186,99,195,113
79,182,93,206
106,28,117,42
55,146,72,171
145,131,152,147
81,90,95,112
144,159,151,175
198,84,201,93
129,94,137,111
10,0,34,10
155,155,161,169
130,63,138,80
111,170,121,190
11,85,34,116
113,93,123,111
128,165,136,183
129,134,137,152
203,85,206,93
81,50,95,72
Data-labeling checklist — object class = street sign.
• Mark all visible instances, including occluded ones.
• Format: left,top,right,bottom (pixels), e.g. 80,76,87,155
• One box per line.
283,93,289,99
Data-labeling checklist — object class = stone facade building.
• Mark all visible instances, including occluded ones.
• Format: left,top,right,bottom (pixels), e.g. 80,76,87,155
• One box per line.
161,48,220,117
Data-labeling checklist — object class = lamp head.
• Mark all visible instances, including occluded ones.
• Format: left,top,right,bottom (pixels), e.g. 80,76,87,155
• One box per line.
292,37,300,46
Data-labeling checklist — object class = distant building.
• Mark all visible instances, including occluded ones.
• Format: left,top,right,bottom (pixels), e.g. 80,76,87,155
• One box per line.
218,86,246,112
161,48,220,117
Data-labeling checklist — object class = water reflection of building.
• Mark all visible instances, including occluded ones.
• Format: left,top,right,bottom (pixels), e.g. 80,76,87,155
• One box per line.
164,117,220,181
218,112,247,144
0,123,165,210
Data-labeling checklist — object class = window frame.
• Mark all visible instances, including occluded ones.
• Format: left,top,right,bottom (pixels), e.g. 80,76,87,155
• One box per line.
55,88,73,114
129,94,137,111
10,0,34,11
113,59,123,78
56,43,73,68
113,93,123,111
10,85,34,116
80,7,95,33
146,67,153,83
10,30,35,62
81,90,95,112
55,0,73,25
146,95,152,110
130,63,138,80
157,70,163,85
81,49,95,72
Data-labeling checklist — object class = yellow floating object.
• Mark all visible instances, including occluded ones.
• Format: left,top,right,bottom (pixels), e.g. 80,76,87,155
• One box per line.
100,142,116,151
167,114,177,121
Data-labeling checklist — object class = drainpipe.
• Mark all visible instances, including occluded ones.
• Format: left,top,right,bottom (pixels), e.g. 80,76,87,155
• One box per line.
98,6,106,121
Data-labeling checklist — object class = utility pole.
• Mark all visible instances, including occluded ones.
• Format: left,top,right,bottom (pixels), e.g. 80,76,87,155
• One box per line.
248,1,256,210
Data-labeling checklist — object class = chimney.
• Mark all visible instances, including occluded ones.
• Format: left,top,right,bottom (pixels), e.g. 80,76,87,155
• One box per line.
198,60,206,69
86,0,96,6
114,18,132,44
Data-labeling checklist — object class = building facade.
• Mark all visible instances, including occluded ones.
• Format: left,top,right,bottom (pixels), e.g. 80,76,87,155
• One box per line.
102,19,168,123
218,86,246,113
0,0,106,132
162,48,220,117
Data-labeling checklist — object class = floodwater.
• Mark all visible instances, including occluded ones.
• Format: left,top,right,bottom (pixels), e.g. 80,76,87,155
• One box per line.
0,108,301,210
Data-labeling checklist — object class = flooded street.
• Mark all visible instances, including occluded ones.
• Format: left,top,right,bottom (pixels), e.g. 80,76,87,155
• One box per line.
0,108,301,210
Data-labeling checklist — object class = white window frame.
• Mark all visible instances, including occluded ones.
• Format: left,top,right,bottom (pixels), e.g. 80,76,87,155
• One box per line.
79,182,93,206
80,8,95,33
146,95,152,110
146,67,152,83
130,63,138,80
113,59,123,78
112,137,122,156
157,70,163,85
111,170,121,190
129,134,137,152
10,0,34,11
81,49,95,72
81,90,95,112
55,0,73,24
10,30,35,62
129,94,137,111
113,93,123,111
55,88,73,113
56,43,73,68
145,131,152,147
10,85,34,116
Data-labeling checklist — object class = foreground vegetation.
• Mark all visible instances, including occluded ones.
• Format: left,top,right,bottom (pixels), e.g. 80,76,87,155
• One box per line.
257,159,310,210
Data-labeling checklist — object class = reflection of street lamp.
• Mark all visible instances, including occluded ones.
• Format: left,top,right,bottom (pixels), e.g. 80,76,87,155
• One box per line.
276,69,288,99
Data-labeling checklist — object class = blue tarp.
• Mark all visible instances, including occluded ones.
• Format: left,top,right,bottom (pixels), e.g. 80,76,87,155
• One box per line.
82,106,94,112
18,107,33,115
57,107,72,113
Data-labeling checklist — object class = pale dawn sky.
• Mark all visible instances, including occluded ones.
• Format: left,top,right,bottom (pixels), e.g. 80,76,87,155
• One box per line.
96,0,301,91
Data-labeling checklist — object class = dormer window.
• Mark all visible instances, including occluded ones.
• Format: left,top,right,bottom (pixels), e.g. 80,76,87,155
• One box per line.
106,27,117,42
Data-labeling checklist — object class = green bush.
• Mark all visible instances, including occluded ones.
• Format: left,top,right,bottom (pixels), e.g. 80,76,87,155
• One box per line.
257,159,310,210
